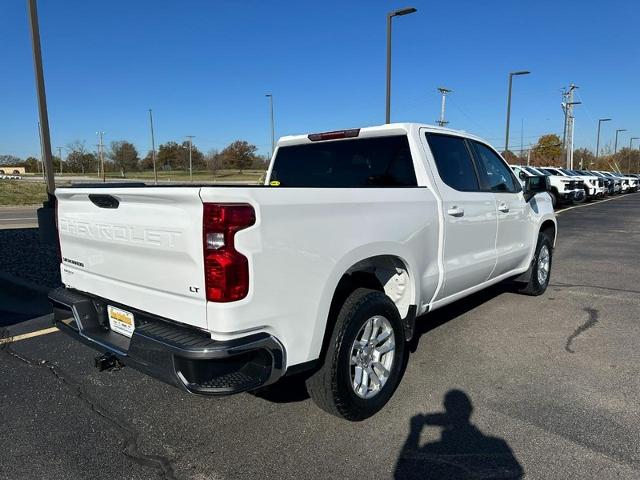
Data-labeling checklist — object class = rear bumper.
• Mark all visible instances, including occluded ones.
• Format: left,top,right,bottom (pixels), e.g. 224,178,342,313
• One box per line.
49,287,285,395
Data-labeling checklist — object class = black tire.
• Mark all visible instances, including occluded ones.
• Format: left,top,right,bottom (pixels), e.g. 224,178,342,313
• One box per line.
518,232,553,296
548,190,558,208
306,288,406,421
574,192,586,204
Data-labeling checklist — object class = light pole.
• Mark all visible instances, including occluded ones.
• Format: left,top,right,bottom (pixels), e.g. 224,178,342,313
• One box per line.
385,7,417,124
265,94,275,158
148,109,158,184
504,70,530,153
614,128,626,154
186,135,194,181
595,118,611,164
628,137,639,173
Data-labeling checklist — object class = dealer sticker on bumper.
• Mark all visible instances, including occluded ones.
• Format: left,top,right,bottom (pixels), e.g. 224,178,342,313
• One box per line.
107,305,135,338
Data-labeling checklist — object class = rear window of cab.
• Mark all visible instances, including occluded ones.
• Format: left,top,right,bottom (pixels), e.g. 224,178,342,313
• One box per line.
269,135,417,187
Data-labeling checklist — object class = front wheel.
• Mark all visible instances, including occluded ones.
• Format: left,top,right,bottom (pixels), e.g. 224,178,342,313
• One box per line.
518,232,553,296
306,288,406,421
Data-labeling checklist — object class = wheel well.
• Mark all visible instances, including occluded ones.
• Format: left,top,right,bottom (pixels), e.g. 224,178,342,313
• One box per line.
540,220,556,246
317,255,413,365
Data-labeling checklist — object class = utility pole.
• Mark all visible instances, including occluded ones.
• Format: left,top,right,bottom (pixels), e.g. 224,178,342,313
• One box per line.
436,87,451,127
265,94,275,158
27,0,55,195
97,131,105,182
37,121,45,181
561,84,580,169
186,135,194,182
57,146,63,174
148,109,158,184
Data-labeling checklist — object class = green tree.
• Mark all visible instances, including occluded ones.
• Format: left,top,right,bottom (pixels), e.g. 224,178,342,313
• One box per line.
501,150,518,164
531,134,562,166
157,142,183,170
573,148,595,170
24,156,40,173
219,140,258,173
108,141,140,177
66,140,97,174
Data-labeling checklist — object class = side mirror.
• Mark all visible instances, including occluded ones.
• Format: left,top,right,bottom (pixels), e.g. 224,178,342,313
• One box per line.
523,175,549,202
518,171,527,181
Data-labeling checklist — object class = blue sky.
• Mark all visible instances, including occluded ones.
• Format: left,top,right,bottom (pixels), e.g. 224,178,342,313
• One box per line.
2,0,639,159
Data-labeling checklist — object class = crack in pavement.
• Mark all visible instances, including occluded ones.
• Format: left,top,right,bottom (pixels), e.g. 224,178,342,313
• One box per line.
551,282,640,296
565,308,599,354
0,328,178,480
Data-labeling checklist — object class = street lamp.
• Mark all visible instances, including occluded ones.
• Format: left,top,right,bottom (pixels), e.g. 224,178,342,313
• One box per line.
504,70,530,153
385,7,417,124
595,118,611,162
614,128,627,154
265,94,275,158
628,137,639,173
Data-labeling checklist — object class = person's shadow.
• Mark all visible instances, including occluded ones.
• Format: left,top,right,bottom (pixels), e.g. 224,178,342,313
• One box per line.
394,390,523,479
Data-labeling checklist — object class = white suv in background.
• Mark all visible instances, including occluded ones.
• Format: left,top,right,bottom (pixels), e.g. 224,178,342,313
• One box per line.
540,167,603,200
511,165,583,207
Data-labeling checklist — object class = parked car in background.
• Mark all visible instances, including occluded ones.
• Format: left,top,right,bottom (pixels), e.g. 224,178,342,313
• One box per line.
561,168,606,198
611,172,638,192
598,171,630,193
540,167,601,201
521,166,583,207
577,170,614,195
49,123,556,420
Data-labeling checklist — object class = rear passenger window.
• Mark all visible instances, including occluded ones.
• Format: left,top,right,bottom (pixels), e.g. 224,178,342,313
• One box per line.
425,133,479,191
471,141,520,193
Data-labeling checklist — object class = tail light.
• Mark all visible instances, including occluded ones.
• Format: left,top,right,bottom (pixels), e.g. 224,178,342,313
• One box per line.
203,203,255,302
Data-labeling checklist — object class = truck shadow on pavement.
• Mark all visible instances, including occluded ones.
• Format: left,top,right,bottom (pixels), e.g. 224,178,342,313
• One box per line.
394,389,524,479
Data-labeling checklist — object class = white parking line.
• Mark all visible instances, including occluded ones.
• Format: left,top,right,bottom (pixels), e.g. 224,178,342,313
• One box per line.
556,194,629,214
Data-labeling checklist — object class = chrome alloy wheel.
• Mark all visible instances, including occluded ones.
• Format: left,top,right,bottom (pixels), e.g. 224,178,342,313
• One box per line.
537,245,550,285
350,315,396,399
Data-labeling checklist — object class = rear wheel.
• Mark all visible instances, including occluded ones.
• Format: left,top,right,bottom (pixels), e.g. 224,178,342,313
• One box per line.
306,288,406,421
518,232,553,296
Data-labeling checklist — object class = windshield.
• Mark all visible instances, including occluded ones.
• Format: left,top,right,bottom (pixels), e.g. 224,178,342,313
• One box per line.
559,168,578,176
525,166,546,176
541,168,559,176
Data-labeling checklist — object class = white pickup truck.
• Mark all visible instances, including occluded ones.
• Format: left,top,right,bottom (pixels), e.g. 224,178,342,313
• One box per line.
50,123,556,420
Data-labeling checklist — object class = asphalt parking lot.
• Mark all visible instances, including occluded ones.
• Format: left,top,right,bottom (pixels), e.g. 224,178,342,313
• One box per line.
1,194,639,480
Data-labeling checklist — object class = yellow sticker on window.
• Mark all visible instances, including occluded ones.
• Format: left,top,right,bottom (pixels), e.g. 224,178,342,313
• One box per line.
269,180,281,186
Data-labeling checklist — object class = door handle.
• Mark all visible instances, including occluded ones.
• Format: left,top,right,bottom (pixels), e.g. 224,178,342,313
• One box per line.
447,206,464,217
498,203,509,213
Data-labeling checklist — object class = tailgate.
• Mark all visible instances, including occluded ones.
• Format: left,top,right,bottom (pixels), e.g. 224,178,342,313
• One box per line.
56,187,207,329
